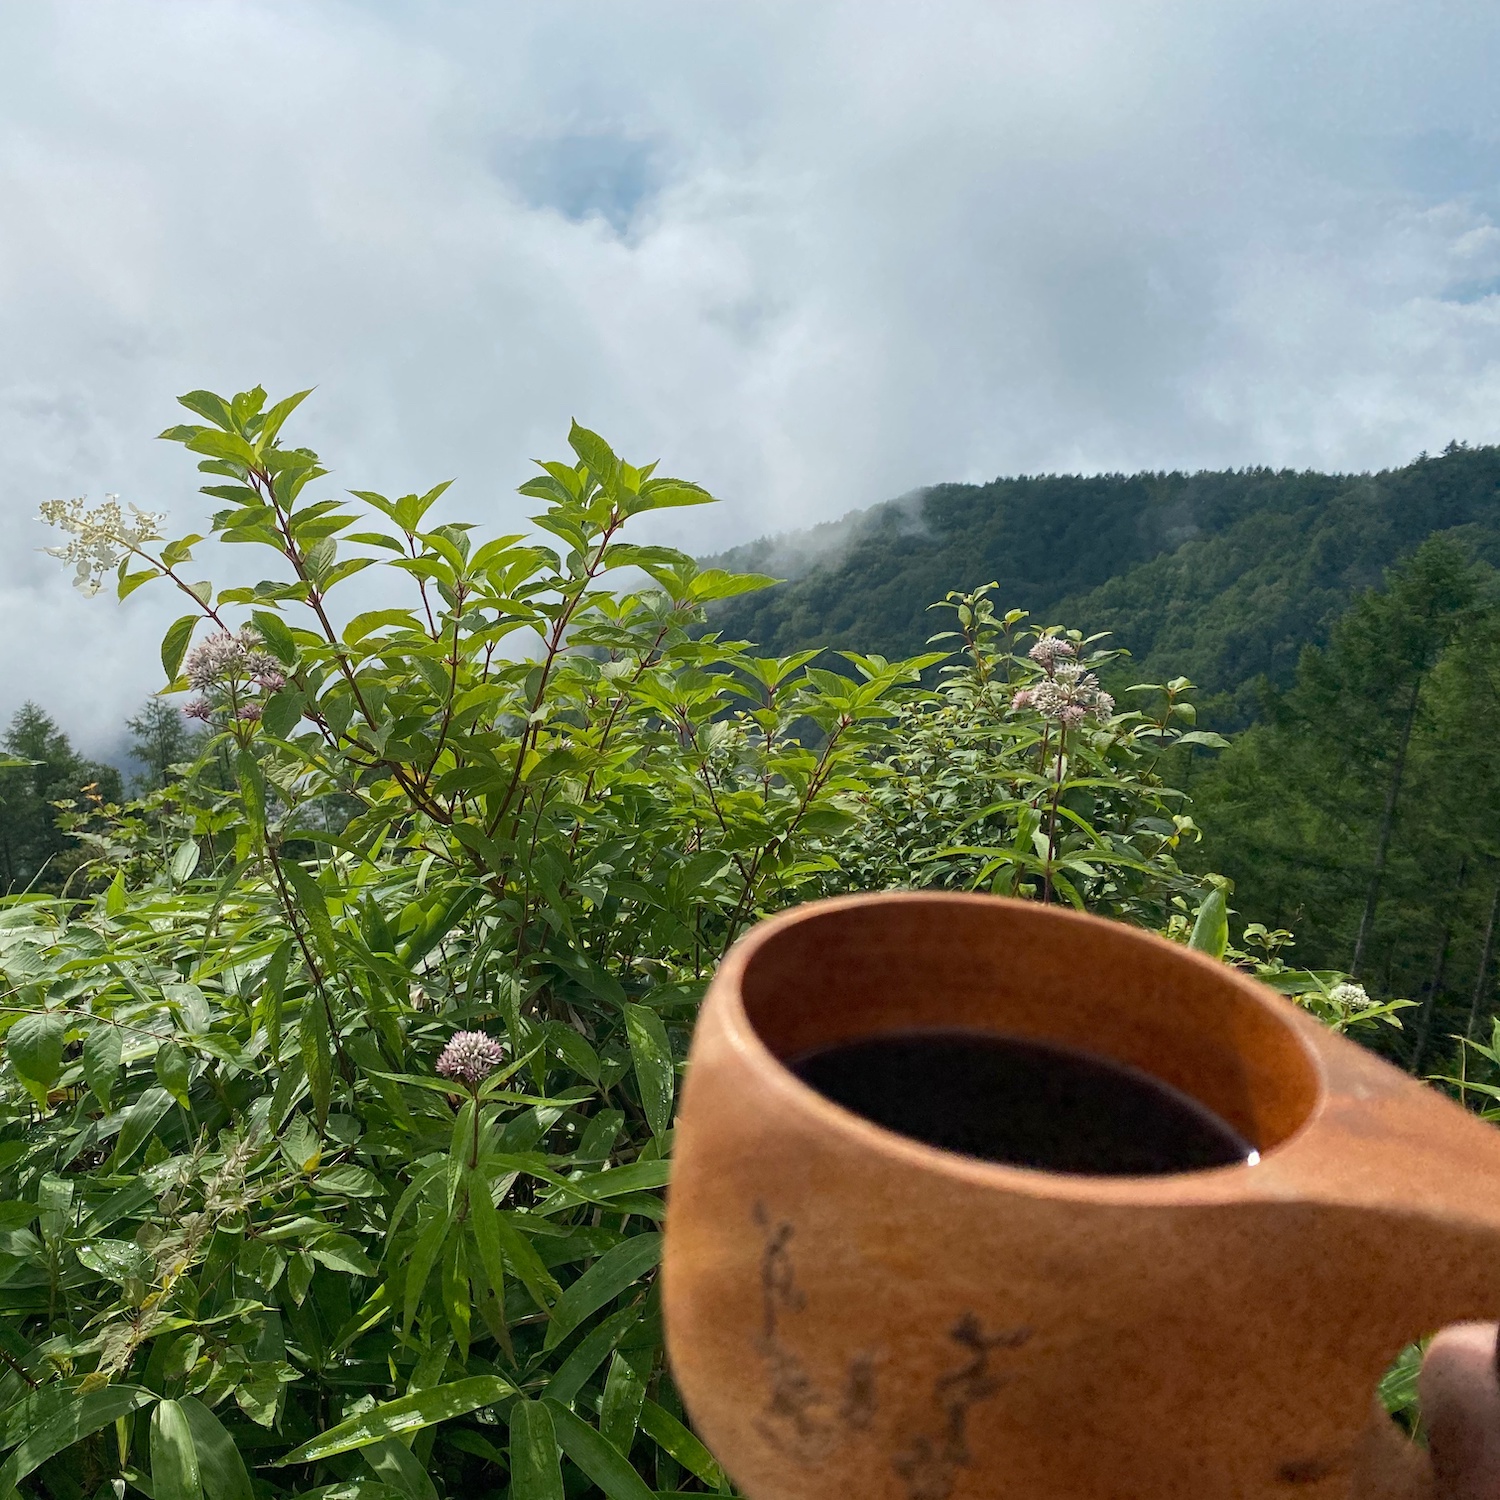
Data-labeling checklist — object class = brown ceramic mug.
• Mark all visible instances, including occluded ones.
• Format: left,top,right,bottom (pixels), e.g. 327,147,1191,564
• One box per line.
662,892,1500,1500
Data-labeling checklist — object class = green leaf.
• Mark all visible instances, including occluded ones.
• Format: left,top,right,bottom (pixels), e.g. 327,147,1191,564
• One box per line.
637,1399,726,1489
300,990,334,1132
151,1398,203,1500
161,615,199,683
544,1400,656,1500
261,687,305,739
509,1399,564,1500
178,1397,253,1500
155,1039,192,1109
109,1087,175,1170
6,1011,65,1103
359,1437,437,1500
236,749,267,833
1189,886,1229,961
544,1234,662,1351
465,1171,508,1322
542,1306,642,1407
78,1238,153,1284
280,1376,517,1464
250,609,299,665
282,859,336,960
402,1210,451,1332
105,869,128,917
566,422,618,484
170,839,202,882
492,1212,562,1310
599,1350,647,1457
175,389,236,430
623,1005,674,1139
0,1385,154,1495
82,1024,122,1109
310,1234,376,1276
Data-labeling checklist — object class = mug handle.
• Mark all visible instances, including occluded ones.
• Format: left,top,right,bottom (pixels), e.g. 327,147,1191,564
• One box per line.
1263,1016,1500,1498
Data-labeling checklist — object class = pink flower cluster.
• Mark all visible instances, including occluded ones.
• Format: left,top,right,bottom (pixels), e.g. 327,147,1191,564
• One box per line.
436,1030,508,1087
1012,636,1114,729
184,628,285,692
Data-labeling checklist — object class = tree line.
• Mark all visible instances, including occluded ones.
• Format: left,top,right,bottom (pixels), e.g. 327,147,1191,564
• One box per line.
0,699,202,893
1190,535,1500,1078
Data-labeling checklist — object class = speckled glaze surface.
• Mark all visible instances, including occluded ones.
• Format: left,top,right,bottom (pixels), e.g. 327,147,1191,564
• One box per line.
662,893,1500,1500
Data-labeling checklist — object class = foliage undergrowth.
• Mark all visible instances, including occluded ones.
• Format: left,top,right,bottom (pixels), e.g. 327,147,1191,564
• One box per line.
0,388,1403,1499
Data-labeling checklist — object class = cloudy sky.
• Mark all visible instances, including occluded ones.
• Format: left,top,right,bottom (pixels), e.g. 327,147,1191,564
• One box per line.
6,1,1500,752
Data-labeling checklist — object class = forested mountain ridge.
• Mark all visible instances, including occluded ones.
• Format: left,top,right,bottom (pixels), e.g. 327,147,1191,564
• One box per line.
708,443,1500,719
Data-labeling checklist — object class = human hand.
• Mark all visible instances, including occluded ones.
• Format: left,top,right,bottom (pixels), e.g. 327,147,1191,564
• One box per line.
1355,1323,1500,1499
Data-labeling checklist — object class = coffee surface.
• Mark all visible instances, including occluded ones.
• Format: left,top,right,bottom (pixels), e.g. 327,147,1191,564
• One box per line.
788,1029,1256,1176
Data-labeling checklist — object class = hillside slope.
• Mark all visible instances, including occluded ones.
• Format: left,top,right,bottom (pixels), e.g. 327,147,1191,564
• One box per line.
707,444,1500,719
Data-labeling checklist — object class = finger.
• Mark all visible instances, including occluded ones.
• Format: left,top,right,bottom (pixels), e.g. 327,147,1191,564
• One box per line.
1420,1322,1500,1499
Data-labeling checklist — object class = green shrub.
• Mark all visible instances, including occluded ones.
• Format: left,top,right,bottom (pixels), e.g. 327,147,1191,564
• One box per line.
0,389,1365,1499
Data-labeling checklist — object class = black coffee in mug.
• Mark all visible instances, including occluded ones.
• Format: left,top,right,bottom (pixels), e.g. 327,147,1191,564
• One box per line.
788,1028,1257,1176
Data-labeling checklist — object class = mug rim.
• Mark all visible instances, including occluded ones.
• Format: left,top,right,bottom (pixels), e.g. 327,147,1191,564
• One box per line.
705,891,1330,1205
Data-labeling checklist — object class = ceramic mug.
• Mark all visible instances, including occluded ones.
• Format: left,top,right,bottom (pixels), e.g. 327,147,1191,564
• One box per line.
662,892,1500,1500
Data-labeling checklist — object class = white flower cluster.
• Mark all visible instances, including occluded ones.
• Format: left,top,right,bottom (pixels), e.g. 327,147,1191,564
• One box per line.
1328,981,1375,1012
38,495,165,597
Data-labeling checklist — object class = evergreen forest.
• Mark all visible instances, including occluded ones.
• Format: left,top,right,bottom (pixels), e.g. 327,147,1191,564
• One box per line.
710,447,1500,1083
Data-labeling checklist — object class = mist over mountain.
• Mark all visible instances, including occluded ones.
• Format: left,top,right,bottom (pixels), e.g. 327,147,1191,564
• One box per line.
705,443,1500,722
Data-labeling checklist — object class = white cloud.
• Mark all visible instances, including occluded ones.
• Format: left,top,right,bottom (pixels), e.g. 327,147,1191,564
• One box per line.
5,0,1500,751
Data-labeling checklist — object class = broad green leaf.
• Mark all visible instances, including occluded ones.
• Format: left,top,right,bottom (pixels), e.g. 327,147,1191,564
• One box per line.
250,608,299,665
464,1170,508,1325
161,614,198,682
402,1209,450,1331
509,1398,564,1500
542,1306,642,1407
261,687,306,739
175,388,235,430
280,1375,517,1463
151,1398,203,1500
313,1164,380,1197
6,1011,65,1101
105,869,127,916
599,1349,647,1457
236,748,267,833
566,422,618,483
78,1238,152,1284
544,1234,662,1351
282,858,336,960
544,1400,656,1500
637,1399,726,1489
493,1211,562,1311
229,1368,288,1422
82,1024,122,1109
155,1039,192,1109
178,1396,253,1500
0,1385,154,1495
359,1436,438,1500
623,1005,674,1138
300,990,333,1131
1189,886,1230,961
310,1234,376,1276
109,1088,175,1170
170,838,202,882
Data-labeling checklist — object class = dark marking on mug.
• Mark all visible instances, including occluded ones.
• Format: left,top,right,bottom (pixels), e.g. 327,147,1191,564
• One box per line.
892,1314,1034,1499
1276,1455,1340,1484
750,1203,881,1463
841,1353,878,1431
